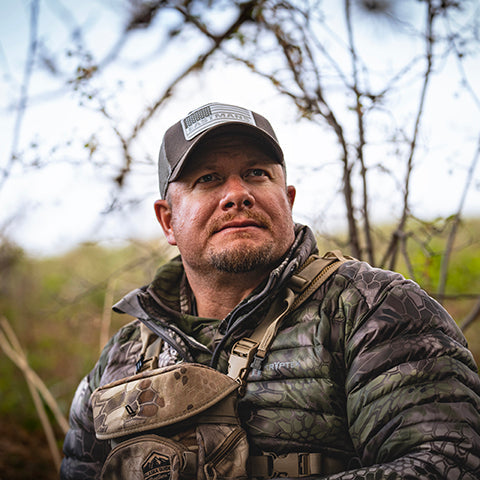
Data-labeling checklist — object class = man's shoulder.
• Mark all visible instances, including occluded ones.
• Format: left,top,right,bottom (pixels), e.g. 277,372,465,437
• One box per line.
336,258,405,283
325,259,415,309
91,319,142,389
103,318,142,350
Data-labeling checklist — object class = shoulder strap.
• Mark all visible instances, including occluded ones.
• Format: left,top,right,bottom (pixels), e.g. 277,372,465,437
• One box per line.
228,250,354,393
136,322,164,373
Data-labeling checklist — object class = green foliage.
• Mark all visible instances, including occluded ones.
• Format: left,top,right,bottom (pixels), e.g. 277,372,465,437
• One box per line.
0,219,479,431
0,237,176,427
401,218,480,295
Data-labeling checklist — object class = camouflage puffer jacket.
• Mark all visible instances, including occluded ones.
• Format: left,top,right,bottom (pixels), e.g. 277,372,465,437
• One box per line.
61,225,480,479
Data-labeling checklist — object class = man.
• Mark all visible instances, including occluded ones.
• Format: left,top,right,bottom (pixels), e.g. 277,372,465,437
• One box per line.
61,102,480,479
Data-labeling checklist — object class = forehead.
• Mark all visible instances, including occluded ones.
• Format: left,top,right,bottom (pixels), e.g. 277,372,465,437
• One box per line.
183,133,279,173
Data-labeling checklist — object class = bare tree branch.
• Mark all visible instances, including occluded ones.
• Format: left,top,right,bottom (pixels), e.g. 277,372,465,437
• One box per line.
258,6,362,258
381,0,436,269
435,12,480,301
460,295,480,332
108,0,258,185
1,0,40,190
345,0,374,263
437,134,480,301
0,317,68,471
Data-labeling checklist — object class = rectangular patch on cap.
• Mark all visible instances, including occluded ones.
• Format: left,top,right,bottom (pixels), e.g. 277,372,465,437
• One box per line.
181,103,256,141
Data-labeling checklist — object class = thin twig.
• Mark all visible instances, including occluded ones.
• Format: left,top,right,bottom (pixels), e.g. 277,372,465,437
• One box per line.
460,295,480,332
99,278,116,352
1,0,39,189
0,318,69,434
437,131,480,302
345,0,374,264
399,232,416,281
263,9,361,258
111,0,257,185
24,363,62,470
381,0,436,269
0,321,64,471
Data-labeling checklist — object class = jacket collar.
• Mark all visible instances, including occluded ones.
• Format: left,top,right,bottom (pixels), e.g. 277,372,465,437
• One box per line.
112,224,318,362
114,223,317,322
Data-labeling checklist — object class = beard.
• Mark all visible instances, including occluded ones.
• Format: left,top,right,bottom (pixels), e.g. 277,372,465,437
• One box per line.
208,238,278,274
204,212,281,274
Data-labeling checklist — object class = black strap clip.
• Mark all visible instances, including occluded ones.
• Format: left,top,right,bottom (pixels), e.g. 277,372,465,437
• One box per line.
135,354,145,373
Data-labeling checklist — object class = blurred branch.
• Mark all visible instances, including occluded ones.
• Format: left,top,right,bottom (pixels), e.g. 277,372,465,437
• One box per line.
399,230,416,281
47,245,168,310
345,0,374,264
1,0,39,190
460,295,480,333
260,6,362,258
436,19,480,301
437,134,480,302
381,0,436,269
0,316,68,472
112,0,257,187
99,277,116,352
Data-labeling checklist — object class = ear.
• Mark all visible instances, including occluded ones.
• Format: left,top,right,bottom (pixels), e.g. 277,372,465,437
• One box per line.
286,185,296,208
154,200,177,246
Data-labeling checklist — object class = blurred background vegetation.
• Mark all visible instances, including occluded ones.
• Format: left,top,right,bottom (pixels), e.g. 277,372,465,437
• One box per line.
1,217,479,443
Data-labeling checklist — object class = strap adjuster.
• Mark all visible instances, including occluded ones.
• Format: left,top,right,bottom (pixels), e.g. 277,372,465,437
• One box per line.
135,353,159,373
271,452,311,477
135,354,145,373
249,452,326,478
228,338,258,387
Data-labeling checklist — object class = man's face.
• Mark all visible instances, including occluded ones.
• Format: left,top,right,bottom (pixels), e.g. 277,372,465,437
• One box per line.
155,134,296,277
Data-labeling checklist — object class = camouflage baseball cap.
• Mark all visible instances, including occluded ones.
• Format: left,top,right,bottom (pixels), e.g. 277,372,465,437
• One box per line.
158,102,285,198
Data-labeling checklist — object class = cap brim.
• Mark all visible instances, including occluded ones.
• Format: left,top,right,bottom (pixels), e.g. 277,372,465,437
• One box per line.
168,122,284,184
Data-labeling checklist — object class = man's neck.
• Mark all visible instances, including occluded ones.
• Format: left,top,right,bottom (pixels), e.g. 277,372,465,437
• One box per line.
184,267,269,320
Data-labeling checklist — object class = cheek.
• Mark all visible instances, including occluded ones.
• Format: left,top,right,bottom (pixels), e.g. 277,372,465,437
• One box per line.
269,199,296,237
171,202,207,237
267,192,294,218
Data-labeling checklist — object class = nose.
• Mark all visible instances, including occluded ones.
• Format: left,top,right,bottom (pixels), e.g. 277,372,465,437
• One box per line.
220,176,255,211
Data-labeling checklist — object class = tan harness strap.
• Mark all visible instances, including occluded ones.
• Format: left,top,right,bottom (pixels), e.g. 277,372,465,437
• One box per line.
136,322,164,373
228,251,354,390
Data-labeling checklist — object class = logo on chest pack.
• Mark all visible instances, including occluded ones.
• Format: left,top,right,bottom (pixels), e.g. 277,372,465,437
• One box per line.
142,452,171,480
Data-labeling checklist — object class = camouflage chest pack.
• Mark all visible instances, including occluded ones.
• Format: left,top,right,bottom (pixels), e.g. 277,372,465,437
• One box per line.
92,362,248,479
91,252,352,479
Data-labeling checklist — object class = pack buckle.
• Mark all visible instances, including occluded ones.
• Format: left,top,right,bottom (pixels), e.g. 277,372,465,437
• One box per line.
227,337,258,391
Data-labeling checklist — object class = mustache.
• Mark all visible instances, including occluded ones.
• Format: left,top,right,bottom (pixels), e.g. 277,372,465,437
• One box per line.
207,211,273,236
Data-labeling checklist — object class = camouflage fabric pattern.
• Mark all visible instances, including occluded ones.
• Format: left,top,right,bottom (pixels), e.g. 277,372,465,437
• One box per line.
61,226,480,479
240,261,480,479
91,363,240,439
93,364,249,479
100,427,249,480
101,435,184,480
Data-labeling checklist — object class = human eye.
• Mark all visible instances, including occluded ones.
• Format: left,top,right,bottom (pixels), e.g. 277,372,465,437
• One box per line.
246,168,268,178
196,173,217,184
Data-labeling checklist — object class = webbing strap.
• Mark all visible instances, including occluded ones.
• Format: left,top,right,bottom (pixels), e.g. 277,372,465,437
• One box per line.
249,451,345,478
228,251,354,389
136,323,164,373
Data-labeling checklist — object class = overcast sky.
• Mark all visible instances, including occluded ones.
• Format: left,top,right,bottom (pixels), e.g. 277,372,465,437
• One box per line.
1,1,479,256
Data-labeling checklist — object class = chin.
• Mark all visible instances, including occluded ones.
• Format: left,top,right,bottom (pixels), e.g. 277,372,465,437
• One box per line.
209,241,279,274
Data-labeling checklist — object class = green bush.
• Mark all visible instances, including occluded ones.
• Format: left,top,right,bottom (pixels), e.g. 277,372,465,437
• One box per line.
1,219,479,430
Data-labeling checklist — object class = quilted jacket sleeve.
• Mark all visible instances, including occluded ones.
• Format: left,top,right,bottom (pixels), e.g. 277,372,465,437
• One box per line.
60,320,141,479
325,264,480,479
60,374,110,479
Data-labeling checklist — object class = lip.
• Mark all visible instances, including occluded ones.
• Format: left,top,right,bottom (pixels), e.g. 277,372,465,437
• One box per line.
215,219,264,233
